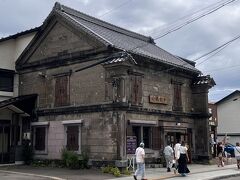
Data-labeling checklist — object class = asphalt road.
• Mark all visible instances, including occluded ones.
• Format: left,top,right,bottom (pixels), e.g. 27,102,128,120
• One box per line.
0,172,49,180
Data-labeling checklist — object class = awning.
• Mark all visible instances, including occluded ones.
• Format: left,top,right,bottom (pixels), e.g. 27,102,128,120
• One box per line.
0,94,37,116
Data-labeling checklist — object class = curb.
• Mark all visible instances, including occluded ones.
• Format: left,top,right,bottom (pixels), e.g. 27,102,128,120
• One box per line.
0,169,66,180
208,173,240,180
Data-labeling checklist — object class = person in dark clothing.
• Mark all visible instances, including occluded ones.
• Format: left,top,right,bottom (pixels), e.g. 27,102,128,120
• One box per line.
177,141,190,176
217,142,224,167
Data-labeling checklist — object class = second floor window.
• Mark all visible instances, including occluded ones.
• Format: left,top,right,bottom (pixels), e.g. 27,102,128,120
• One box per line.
0,71,14,92
173,83,182,111
131,75,143,106
55,75,69,107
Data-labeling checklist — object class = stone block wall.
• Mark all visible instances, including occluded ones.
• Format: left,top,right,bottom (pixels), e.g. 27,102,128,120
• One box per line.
36,111,119,160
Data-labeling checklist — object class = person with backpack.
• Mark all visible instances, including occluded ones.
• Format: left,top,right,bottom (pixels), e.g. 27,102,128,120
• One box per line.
234,142,240,169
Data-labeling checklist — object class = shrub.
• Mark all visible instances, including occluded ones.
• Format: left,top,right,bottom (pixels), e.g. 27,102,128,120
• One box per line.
22,140,33,165
101,166,111,173
61,149,80,169
123,167,131,175
101,166,121,177
112,167,121,177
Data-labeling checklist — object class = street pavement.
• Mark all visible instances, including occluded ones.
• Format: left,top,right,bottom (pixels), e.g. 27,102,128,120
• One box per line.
0,163,240,180
108,164,240,180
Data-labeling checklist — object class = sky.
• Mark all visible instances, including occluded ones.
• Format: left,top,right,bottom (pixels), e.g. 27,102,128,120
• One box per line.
0,0,239,102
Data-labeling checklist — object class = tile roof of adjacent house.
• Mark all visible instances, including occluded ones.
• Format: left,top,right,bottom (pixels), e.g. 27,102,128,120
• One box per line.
51,2,200,74
0,27,39,43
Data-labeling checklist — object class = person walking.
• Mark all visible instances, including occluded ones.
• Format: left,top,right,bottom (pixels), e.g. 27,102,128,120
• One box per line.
177,141,190,177
134,142,146,180
216,142,224,167
164,143,174,172
234,142,240,169
174,140,181,174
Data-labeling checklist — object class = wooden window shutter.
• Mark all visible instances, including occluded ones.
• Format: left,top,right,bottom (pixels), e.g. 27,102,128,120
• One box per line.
136,76,142,105
173,84,182,111
66,126,79,151
131,76,142,105
152,127,161,150
35,127,46,151
55,76,69,107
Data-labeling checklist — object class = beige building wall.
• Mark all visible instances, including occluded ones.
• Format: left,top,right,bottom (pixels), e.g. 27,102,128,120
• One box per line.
0,32,36,100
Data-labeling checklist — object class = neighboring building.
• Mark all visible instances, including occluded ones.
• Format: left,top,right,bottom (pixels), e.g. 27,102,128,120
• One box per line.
0,28,38,163
208,103,218,157
216,90,240,145
1,2,215,165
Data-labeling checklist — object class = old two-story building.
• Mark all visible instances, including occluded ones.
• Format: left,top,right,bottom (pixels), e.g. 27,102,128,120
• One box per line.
1,2,215,165
0,28,38,164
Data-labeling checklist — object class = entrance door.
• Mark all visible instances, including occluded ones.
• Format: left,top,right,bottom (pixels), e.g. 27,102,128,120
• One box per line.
0,122,10,164
165,131,192,163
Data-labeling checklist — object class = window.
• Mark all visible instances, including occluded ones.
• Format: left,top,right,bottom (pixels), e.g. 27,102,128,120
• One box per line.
62,120,82,153
173,83,182,111
0,70,14,92
55,75,69,107
130,75,142,106
152,127,161,150
32,122,49,154
35,127,46,151
132,126,151,148
66,126,79,151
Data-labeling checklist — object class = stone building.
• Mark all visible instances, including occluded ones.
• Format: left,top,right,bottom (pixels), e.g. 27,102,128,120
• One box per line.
3,3,215,165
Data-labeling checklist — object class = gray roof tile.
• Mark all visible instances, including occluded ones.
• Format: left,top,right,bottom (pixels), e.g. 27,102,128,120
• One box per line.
53,2,200,74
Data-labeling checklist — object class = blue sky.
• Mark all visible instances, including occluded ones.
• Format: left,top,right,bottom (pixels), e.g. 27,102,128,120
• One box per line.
1,0,239,102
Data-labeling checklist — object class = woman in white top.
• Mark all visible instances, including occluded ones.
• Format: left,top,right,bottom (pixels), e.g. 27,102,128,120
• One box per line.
234,142,240,169
178,141,190,176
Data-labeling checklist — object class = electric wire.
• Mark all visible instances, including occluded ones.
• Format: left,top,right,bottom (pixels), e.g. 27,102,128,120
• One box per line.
98,0,134,18
153,0,238,40
150,0,232,36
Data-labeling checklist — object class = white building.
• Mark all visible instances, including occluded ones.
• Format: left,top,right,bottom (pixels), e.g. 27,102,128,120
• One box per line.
0,28,38,101
216,90,240,145
0,28,38,164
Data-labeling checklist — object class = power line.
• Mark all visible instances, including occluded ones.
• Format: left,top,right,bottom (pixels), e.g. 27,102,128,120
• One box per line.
193,34,240,62
150,0,231,36
153,0,238,40
99,0,134,18
196,45,228,66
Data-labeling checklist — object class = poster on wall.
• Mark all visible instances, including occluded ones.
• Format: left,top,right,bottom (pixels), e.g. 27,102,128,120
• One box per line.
127,136,137,154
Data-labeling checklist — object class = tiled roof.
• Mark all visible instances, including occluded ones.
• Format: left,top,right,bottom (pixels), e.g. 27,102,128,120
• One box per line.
0,27,39,43
52,2,200,74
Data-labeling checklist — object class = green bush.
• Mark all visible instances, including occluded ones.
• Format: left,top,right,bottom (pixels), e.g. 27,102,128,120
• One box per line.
101,166,121,177
61,149,79,169
101,166,111,173
112,167,121,177
79,152,89,169
123,167,131,175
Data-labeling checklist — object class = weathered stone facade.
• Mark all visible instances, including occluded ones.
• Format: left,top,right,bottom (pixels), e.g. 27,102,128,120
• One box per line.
15,2,215,165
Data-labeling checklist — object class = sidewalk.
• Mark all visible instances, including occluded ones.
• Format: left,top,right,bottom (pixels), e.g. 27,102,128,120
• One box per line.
109,164,240,180
0,163,239,180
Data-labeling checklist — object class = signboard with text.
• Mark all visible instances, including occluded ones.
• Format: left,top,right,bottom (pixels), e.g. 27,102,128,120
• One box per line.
126,136,137,154
149,95,168,104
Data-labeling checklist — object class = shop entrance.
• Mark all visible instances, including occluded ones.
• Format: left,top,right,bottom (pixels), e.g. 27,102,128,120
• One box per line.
166,132,188,147
0,121,11,164
165,131,192,163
